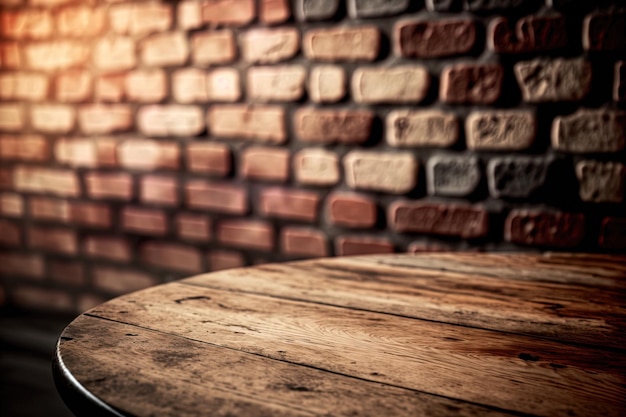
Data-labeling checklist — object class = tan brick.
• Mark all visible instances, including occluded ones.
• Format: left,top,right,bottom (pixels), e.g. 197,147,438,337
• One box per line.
125,70,167,103
78,105,132,134
514,58,592,102
294,148,339,186
241,146,289,182
49,260,84,286
56,70,91,102
13,286,73,312
186,142,230,176
0,220,20,246
576,161,624,203
327,192,376,228
260,0,290,24
335,236,394,256
31,105,75,134
0,104,25,132
140,242,202,273
304,26,380,61
0,135,49,161
352,66,429,104
138,105,204,137
208,250,245,271
208,105,286,144
260,188,320,222
93,267,157,295
176,213,211,241
344,151,417,194
0,252,44,279
93,37,136,71
386,110,458,148
281,227,327,257
248,66,306,102
85,172,133,200
395,19,476,58
240,28,299,63
85,235,132,261
185,180,248,214
14,166,79,197
26,41,89,71
117,138,179,171
122,206,167,235
440,63,503,104
202,0,255,26
309,65,345,103
192,30,237,65
0,193,23,217
95,74,125,103
294,108,373,144
552,110,625,153
0,73,48,101
140,175,179,206
0,10,53,40
109,2,172,36
141,32,189,67
218,220,274,251
57,6,107,37
55,137,116,168
466,110,535,151
28,226,77,254
0,42,21,69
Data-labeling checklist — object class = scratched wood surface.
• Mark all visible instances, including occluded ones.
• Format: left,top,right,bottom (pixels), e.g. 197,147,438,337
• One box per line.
55,253,626,417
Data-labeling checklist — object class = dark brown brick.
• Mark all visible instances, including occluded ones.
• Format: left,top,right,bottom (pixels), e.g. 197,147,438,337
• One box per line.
294,108,374,144
0,220,20,247
140,242,202,273
0,252,44,279
552,110,625,153
260,188,320,222
615,61,625,103
395,19,476,58
575,161,624,203
505,209,585,248
185,180,248,214
335,236,394,256
440,63,503,104
84,236,132,262
327,193,376,228
583,11,626,51
281,227,327,257
599,217,626,250
489,15,567,54
49,260,84,286
93,267,158,295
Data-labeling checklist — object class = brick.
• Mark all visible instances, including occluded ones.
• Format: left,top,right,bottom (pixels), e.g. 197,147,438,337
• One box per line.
395,19,476,58
31,105,75,134
0,168,11,190
85,172,133,200
248,66,306,102
0,193,23,217
185,180,248,214
186,142,230,175
552,110,625,153
14,166,79,197
575,161,624,203
26,41,89,71
599,217,626,250
0,73,48,101
489,15,567,54
0,135,49,161
348,0,408,17
138,105,204,137
141,242,202,273
0,252,44,278
386,110,458,148
109,2,172,36
31,0,73,6
117,139,179,171
126,70,167,103
0,220,20,246
344,151,417,194
327,192,376,228
466,110,535,151
208,105,286,144
49,260,84,286
141,32,188,67
260,188,320,222
55,138,116,168
206,69,241,102
294,108,373,144
209,250,245,271
261,0,290,24
352,66,429,104
0,42,21,69
0,104,24,132
93,37,136,71
294,149,339,186
30,197,111,228
583,12,626,51
202,0,255,26
281,227,327,257
78,105,132,134
93,267,157,295
465,0,527,11
427,155,480,197
297,0,338,20
56,70,91,102
440,63,503,104
505,209,584,248
95,74,125,103
84,236,131,261
616,61,626,102
12,287,73,312
241,28,299,64
122,207,167,236
0,10,52,40
57,6,107,37
178,0,202,30
177,213,211,241
241,147,289,182
218,220,274,251
487,157,550,199
140,175,178,206
335,236,394,256
309,65,345,103
173,68,241,103
192,31,237,65
304,27,380,61
389,201,489,238
28,226,77,254
514,58,591,103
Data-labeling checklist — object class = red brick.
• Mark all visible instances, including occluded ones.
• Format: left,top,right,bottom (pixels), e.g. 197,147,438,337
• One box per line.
336,236,394,256
389,201,489,238
0,73,48,101
304,27,380,61
260,188,320,222
140,242,202,273
185,180,248,214
30,197,111,228
440,63,503,104
55,137,116,168
281,227,327,257
294,149,340,186
28,226,77,254
93,37,136,71
505,209,585,248
201,0,255,26
208,105,286,144
122,207,168,236
56,70,92,102
0,168,12,190
191,30,237,65
25,41,89,71
138,105,204,137
309,65,345,103
95,74,125,103
0,220,20,246
599,217,626,250
78,105,132,134
241,147,289,182
12,286,73,312
0,104,25,132
109,3,172,36
84,236,131,261
14,166,79,197
126,70,167,103
395,19,476,58
489,15,567,54
93,266,158,295
85,172,133,200
140,175,179,206
49,260,85,286
294,108,373,144
0,252,44,279
141,32,189,67
0,135,49,162
0,10,53,40
344,151,417,194
248,65,306,102
57,6,107,37
186,142,230,176
117,139,179,171
177,213,211,242
208,250,245,271
31,105,75,134
0,193,23,217
260,0,290,24
583,11,626,51
178,0,203,30
0,42,21,69
241,28,299,64
327,193,376,228
218,220,274,251
352,66,429,104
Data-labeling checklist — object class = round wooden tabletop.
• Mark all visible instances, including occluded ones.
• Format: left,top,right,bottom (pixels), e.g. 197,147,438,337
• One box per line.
54,252,626,417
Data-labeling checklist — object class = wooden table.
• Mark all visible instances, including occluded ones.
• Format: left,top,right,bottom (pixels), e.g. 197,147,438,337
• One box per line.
54,252,626,417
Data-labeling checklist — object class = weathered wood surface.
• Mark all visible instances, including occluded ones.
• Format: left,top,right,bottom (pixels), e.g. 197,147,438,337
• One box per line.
56,253,626,417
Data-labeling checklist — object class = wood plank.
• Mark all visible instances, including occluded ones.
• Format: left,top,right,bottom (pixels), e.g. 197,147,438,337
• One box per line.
182,255,626,349
88,282,626,417
58,315,520,417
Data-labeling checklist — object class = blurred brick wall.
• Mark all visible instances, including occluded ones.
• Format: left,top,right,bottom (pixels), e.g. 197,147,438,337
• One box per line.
0,0,624,313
